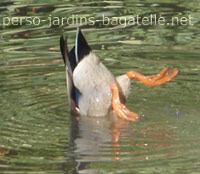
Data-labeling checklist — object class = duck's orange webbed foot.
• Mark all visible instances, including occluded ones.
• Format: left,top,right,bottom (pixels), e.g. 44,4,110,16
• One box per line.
126,67,179,87
110,82,139,122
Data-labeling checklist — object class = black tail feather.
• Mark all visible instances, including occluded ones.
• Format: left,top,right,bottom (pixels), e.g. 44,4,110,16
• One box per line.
59,36,68,65
68,46,77,72
60,35,78,72
75,27,91,62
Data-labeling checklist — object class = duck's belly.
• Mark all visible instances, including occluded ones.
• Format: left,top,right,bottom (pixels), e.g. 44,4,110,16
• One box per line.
73,53,116,116
78,82,113,116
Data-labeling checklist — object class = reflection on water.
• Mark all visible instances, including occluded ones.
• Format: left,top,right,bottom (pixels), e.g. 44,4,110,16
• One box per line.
67,110,200,174
0,0,200,173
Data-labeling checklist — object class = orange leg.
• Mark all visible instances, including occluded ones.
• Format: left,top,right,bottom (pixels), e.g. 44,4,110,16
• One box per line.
126,67,179,87
110,82,139,122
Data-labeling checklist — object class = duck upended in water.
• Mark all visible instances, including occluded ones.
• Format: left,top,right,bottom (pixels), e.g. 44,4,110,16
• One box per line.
60,28,178,121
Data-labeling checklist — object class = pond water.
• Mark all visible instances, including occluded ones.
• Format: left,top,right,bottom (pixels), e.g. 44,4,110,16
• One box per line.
0,0,200,174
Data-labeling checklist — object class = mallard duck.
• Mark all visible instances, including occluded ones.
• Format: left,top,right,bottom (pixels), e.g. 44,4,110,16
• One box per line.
60,28,178,121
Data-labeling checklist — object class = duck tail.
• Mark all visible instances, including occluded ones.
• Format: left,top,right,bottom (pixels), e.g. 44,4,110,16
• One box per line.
75,27,91,62
60,35,68,66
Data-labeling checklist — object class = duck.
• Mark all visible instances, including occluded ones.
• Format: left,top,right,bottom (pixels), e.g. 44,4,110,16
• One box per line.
60,28,179,121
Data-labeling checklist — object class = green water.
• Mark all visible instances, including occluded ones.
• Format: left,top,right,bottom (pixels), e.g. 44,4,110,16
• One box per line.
0,0,200,174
